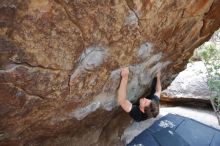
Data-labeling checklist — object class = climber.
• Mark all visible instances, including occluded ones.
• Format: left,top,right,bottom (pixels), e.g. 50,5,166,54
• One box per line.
117,67,161,122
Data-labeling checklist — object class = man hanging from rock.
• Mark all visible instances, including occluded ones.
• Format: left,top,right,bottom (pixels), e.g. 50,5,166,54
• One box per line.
117,67,161,122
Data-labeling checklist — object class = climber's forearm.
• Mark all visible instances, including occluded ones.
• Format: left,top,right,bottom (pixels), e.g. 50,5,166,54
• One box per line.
118,67,132,113
155,75,162,95
118,76,128,103
118,76,132,113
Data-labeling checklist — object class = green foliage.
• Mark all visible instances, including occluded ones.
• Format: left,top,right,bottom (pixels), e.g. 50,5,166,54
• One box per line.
198,41,220,109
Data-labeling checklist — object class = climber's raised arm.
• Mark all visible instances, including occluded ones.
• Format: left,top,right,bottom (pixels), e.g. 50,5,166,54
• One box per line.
154,71,162,98
117,67,132,113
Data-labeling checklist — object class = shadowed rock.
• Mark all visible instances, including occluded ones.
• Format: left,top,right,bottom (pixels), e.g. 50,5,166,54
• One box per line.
0,0,220,145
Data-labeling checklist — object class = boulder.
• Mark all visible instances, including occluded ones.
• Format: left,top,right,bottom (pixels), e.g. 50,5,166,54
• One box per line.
0,0,220,145
161,61,212,107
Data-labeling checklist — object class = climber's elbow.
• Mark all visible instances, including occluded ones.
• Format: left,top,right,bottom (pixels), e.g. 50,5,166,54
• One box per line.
118,99,132,113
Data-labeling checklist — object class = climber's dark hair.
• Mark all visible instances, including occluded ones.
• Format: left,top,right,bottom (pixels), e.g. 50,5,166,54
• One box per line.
144,100,159,118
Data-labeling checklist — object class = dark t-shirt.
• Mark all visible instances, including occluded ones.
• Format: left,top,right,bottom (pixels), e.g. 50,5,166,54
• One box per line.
128,95,160,122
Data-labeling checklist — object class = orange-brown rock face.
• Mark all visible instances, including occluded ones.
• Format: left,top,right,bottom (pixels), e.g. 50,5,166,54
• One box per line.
0,0,220,145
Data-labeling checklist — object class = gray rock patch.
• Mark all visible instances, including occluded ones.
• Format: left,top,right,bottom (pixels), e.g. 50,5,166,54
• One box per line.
70,45,107,82
78,46,107,71
125,10,138,26
71,101,101,120
138,43,153,61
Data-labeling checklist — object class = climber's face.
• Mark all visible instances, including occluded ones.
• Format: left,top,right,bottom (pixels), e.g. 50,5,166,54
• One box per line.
139,98,151,108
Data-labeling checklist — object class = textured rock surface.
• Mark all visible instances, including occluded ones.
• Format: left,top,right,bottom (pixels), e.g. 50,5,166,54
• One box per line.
161,61,212,107
0,0,220,145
